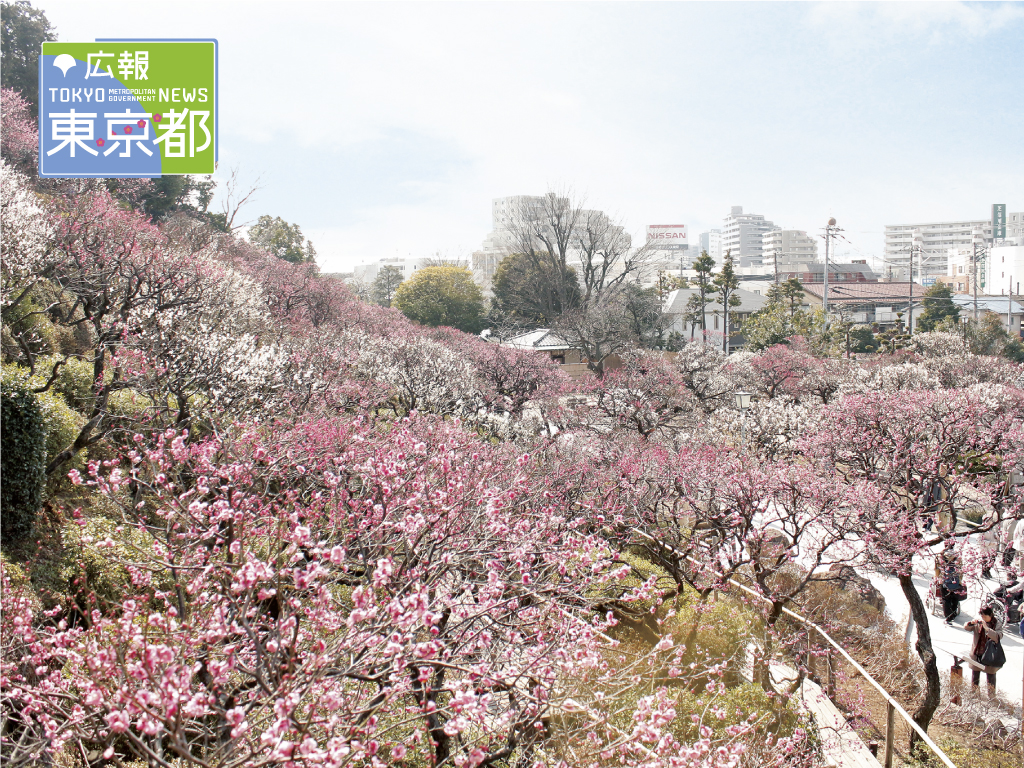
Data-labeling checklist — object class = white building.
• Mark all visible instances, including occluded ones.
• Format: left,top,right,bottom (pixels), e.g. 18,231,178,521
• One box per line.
352,257,429,284
986,244,1024,297
881,215,1024,280
761,229,818,274
1006,210,1024,242
721,207,775,268
662,286,767,349
952,296,1023,338
698,229,723,266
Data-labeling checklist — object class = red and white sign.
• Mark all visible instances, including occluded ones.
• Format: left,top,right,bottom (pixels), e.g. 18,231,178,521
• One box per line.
646,224,688,243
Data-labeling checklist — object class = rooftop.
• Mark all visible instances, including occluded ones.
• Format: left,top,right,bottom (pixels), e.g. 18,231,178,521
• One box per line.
952,296,1024,314
663,287,767,314
802,282,923,303
503,329,575,351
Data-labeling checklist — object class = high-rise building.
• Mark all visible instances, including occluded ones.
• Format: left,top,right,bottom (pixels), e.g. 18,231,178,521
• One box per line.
761,229,818,275
472,196,548,289
883,218,1003,280
721,206,775,267
698,230,723,265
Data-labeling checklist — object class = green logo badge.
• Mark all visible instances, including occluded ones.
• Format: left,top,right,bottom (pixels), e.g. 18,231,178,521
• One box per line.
39,39,218,177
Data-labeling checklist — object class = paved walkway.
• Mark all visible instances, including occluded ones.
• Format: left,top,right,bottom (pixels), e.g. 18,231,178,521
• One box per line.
741,648,882,767
861,541,1023,710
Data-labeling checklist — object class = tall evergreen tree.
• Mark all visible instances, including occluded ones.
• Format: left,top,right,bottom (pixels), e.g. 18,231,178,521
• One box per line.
686,251,716,342
371,265,405,307
916,283,960,332
1,1,55,112
713,250,742,353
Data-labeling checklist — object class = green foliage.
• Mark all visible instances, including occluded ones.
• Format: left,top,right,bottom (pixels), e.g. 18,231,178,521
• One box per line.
916,283,960,332
685,251,717,334
944,313,1024,362
248,214,316,264
847,324,878,353
742,279,810,351
394,266,486,333
3,363,87,479
107,388,151,419
1,1,55,111
34,355,96,410
133,175,224,225
0,551,41,612
59,516,163,614
1,370,46,547
742,304,793,351
490,251,580,327
765,278,805,318
713,250,741,310
371,264,405,307
1,282,81,361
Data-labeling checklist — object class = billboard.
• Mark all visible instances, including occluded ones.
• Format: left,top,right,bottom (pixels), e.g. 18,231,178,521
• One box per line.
993,203,1006,239
646,224,687,245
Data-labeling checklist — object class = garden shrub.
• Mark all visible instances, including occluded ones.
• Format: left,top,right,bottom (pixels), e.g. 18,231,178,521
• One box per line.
59,516,163,615
107,387,151,420
2,363,86,488
35,354,97,411
1,372,47,547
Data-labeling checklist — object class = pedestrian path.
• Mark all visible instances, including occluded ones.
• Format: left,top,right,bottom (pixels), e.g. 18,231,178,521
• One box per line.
741,648,882,767
862,554,1023,709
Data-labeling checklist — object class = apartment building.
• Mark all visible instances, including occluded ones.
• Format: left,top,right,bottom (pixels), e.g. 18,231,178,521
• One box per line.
761,228,818,275
884,219,995,280
721,206,775,268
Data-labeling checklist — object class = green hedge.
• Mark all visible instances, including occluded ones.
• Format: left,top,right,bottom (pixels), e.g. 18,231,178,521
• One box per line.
1,374,47,547
2,364,87,495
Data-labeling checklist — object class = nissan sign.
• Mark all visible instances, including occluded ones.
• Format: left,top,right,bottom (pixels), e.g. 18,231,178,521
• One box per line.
646,224,687,244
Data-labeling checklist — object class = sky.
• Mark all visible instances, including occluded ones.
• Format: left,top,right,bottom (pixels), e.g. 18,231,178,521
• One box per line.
35,1,1024,273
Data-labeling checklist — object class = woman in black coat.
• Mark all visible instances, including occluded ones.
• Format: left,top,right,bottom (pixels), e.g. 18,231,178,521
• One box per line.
964,605,1005,697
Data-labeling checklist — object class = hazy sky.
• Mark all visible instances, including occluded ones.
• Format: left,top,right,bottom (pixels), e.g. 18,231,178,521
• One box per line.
36,1,1024,272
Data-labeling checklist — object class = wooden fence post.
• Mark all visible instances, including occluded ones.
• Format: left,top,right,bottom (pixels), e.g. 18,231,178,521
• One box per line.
884,700,896,768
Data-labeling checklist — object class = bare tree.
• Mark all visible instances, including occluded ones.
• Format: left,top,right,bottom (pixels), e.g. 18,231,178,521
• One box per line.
554,286,639,377
503,190,655,314
217,165,262,233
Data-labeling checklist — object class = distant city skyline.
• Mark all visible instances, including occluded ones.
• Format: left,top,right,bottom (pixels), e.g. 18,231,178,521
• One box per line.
36,1,1024,273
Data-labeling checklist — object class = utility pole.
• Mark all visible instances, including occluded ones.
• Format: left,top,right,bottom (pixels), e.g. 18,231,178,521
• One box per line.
908,245,915,336
821,218,841,327
907,229,923,336
1009,274,1014,337
972,228,985,324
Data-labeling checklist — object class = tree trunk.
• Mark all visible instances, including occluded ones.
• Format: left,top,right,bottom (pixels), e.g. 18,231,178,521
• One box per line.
898,572,941,746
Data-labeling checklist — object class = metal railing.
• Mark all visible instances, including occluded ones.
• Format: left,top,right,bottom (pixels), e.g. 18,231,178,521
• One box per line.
630,528,957,768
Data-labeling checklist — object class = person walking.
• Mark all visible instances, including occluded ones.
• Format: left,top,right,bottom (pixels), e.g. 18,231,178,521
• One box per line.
980,510,1000,579
964,606,1005,697
936,543,965,624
